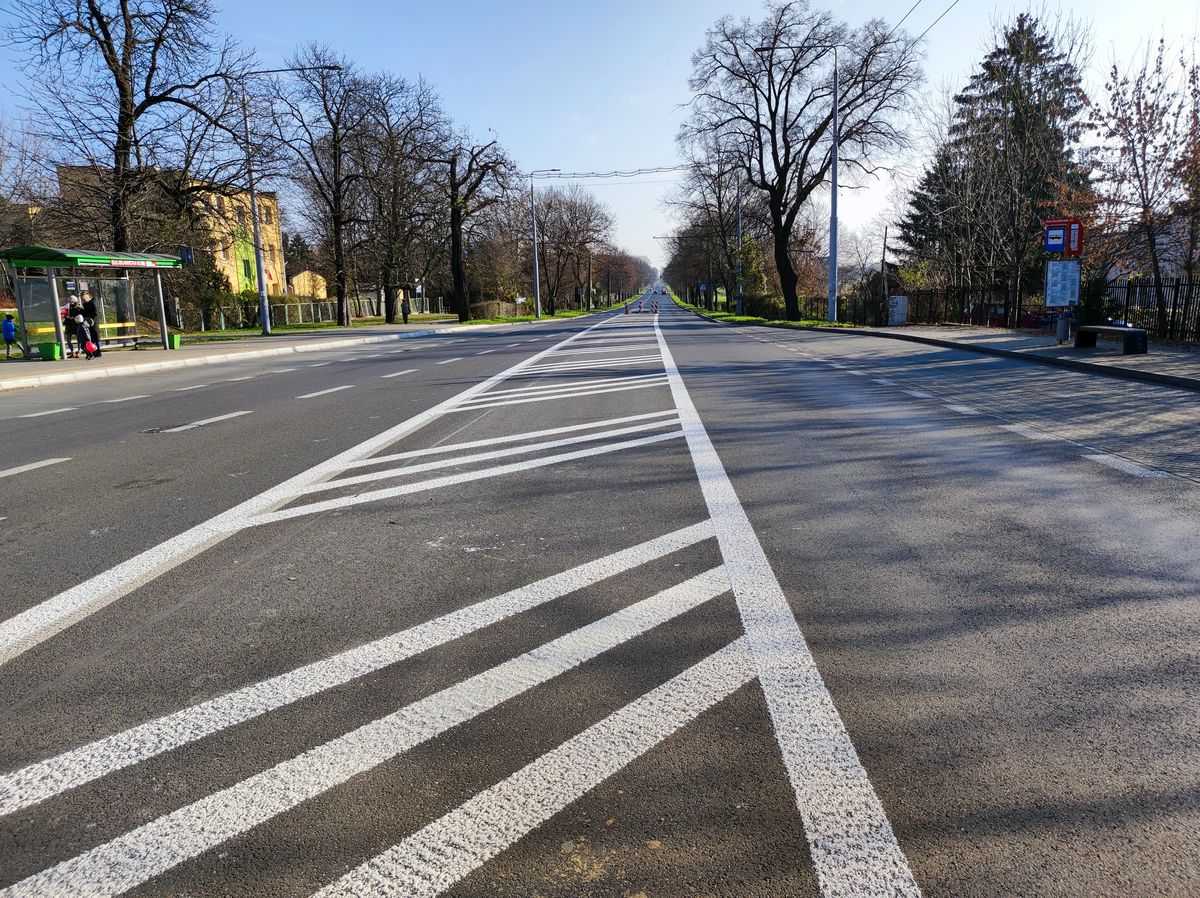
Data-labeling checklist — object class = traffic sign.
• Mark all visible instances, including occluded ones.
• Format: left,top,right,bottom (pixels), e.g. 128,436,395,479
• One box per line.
1044,219,1083,257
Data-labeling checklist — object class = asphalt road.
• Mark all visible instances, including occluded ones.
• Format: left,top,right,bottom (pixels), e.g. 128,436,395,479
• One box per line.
0,295,1196,897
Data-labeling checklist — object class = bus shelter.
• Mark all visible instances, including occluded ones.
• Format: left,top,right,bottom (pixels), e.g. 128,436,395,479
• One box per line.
0,246,181,359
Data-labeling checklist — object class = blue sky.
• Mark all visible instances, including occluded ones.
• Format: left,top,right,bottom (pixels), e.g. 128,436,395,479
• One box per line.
3,0,1198,266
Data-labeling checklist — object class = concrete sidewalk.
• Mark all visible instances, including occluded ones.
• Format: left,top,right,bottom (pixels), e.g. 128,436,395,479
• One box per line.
0,320,489,392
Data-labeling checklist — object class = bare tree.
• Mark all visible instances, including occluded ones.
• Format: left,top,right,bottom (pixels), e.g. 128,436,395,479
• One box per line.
684,0,923,319
6,0,250,252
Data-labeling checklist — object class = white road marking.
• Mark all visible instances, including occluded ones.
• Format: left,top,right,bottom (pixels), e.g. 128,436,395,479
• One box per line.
1084,454,1169,478
274,368,298,373
521,355,661,374
0,319,605,666
101,394,150,403
255,430,684,525
436,357,463,365
475,349,496,355
303,418,680,494
307,362,331,368
475,371,666,399
454,377,669,411
944,404,981,416
828,362,846,369
848,370,867,376
172,384,209,391
0,458,70,480
506,343,521,347
380,368,417,379
871,378,896,386
654,317,921,896
225,375,256,382
296,385,355,399
348,410,679,468
547,343,659,356
1000,423,1064,442
0,523,713,816
313,639,753,898
17,407,77,418
160,411,254,433
1,571,730,898
902,389,933,399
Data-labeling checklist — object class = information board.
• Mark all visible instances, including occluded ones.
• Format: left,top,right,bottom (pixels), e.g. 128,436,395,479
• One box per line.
1045,259,1081,307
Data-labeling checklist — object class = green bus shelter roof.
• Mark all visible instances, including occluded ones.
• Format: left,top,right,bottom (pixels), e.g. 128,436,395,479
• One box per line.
0,246,182,269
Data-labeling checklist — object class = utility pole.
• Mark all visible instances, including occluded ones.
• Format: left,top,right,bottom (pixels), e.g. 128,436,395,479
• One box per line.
587,249,593,311
735,179,743,316
527,169,559,319
242,89,271,335
828,45,839,323
880,225,889,326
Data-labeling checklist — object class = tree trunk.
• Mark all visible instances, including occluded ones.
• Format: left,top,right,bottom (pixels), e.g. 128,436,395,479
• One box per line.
112,100,135,252
333,212,349,327
383,273,398,324
1145,222,1168,335
772,216,800,320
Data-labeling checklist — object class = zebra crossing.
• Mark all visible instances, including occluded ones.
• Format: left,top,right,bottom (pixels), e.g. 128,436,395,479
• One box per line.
0,308,918,897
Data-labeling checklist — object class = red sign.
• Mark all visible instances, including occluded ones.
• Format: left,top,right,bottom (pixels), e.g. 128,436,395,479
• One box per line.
1044,218,1083,257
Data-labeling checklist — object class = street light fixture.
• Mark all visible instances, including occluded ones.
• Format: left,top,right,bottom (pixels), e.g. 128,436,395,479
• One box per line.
528,168,560,319
753,43,840,322
235,64,342,336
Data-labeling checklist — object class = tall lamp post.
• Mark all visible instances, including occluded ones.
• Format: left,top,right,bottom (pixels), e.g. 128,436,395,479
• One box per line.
528,169,560,319
753,43,841,322
235,64,341,336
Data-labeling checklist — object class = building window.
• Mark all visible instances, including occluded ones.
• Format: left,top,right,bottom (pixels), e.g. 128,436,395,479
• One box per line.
218,244,226,261
243,259,252,281
268,246,276,265
264,208,273,225
236,208,246,228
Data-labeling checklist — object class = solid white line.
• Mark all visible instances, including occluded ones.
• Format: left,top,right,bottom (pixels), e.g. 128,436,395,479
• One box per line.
547,343,659,356
848,370,867,376
0,458,71,480
1084,454,1169,478
471,371,665,400
902,389,933,399
225,375,256,382
0,523,714,817
944,404,980,416
506,343,520,347
312,639,753,898
254,430,684,526
653,318,921,896
296,385,354,399
521,355,661,375
436,357,463,365
2,570,731,898
999,423,1064,442
380,369,417,379
475,349,496,355
17,407,77,418
172,384,209,392
453,378,669,411
160,411,254,433
346,410,680,468
303,418,681,494
274,368,298,374
307,362,331,368
0,319,606,667
871,378,896,386
101,394,150,403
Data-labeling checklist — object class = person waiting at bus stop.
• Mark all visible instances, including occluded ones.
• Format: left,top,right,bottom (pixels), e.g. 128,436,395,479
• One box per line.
81,291,101,356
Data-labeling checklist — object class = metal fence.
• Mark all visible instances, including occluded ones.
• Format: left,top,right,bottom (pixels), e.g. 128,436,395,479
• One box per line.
1099,278,1200,343
178,294,450,332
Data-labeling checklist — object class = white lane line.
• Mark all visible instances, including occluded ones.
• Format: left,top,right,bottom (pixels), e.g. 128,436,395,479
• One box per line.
0,319,604,667
225,375,255,382
160,411,254,433
303,418,680,494
871,378,896,386
828,362,846,369
436,357,463,365
1084,454,1169,478
475,349,496,355
521,355,662,374
0,522,713,817
506,343,521,347
274,367,298,374
17,407,77,418
307,362,331,368
254,430,684,526
172,384,209,392
347,410,679,469
475,371,665,400
0,458,71,481
848,370,867,376
313,639,753,898
653,317,921,896
296,385,355,399
380,369,417,379
547,343,659,356
2,571,730,898
1000,423,1064,442
902,389,933,399
453,378,669,411
101,394,151,403
944,404,981,416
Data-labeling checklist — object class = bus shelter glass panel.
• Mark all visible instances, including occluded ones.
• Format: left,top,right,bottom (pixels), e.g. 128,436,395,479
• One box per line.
54,273,142,343
13,276,58,354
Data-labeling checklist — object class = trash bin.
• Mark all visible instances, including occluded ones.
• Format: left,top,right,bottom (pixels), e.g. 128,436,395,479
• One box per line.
167,332,182,350
36,342,62,361
1056,315,1071,344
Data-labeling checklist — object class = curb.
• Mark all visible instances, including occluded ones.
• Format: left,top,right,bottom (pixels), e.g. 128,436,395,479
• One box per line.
0,321,531,393
683,308,1200,394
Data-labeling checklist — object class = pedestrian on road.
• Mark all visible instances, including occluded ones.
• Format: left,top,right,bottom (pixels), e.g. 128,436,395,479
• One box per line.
401,296,411,325
81,291,102,356
2,313,16,358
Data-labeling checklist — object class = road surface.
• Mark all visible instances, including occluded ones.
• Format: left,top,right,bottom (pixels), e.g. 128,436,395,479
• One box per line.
1,295,1196,897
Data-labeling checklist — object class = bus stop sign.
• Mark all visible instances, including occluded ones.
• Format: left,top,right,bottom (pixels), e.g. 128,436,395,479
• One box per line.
1044,218,1083,256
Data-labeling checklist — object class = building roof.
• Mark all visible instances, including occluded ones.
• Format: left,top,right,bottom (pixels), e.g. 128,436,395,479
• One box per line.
0,246,182,269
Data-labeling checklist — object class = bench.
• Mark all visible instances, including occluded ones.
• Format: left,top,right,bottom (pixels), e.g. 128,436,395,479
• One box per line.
1075,324,1148,355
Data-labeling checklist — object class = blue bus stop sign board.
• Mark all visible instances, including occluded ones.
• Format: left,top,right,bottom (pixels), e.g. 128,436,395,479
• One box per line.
1045,225,1067,253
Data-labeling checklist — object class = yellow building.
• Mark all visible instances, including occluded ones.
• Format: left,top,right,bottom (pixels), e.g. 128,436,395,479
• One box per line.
289,269,328,299
203,190,286,296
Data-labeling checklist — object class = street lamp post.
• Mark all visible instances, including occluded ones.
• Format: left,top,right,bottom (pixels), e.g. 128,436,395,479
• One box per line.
528,169,559,319
235,64,341,336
